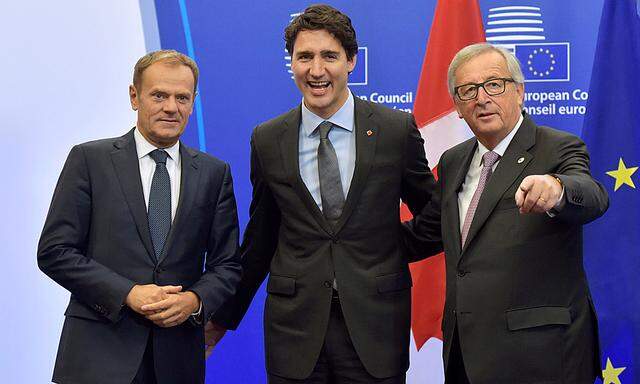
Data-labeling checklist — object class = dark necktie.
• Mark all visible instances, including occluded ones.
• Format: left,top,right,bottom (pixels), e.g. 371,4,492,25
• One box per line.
317,121,345,222
461,150,500,247
148,149,171,260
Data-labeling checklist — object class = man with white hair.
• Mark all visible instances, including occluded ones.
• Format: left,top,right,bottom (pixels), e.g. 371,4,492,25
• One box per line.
405,43,608,383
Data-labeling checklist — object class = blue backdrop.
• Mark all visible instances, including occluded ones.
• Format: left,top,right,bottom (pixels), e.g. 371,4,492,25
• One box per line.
6,0,625,382
148,1,619,382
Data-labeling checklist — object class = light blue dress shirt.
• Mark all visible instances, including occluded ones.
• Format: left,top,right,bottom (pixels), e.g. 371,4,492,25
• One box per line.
299,91,356,211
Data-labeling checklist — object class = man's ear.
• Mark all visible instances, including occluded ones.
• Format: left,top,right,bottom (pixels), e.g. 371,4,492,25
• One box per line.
515,82,525,109
347,54,357,74
129,85,139,111
454,102,463,119
189,91,197,115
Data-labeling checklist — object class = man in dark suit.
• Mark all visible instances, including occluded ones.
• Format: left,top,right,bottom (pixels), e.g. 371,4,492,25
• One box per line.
406,43,609,383
38,50,241,384
208,4,439,383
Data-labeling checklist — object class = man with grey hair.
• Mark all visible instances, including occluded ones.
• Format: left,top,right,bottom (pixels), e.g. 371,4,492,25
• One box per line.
405,42,608,383
38,49,241,384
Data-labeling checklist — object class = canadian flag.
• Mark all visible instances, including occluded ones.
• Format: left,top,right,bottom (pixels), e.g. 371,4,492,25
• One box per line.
404,0,485,382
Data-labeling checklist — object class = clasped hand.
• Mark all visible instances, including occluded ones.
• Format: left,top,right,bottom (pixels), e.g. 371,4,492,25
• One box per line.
125,284,200,328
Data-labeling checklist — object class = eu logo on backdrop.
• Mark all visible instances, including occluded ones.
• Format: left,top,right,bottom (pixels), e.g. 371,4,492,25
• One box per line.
485,4,571,83
515,43,570,82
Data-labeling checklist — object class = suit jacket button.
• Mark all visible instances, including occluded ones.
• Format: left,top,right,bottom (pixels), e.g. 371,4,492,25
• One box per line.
323,281,332,288
457,270,467,277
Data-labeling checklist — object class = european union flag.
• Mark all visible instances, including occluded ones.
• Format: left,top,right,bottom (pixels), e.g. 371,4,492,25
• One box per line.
514,43,569,82
582,1,640,383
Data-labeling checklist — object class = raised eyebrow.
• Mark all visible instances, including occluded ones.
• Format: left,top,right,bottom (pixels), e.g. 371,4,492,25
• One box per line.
457,77,501,88
457,81,481,88
321,50,340,56
294,50,313,58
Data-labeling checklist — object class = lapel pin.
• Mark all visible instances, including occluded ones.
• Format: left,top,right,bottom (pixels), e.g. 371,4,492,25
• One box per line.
366,130,373,136
517,157,525,164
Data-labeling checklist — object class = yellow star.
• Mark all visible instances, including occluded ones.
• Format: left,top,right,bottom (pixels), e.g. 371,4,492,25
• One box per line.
602,357,626,384
606,158,638,191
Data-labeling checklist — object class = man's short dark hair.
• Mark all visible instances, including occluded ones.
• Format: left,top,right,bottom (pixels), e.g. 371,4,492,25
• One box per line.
285,4,358,60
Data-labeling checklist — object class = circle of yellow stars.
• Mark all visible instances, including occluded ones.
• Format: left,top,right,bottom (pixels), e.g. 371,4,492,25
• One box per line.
527,48,556,77
602,357,626,384
606,157,638,191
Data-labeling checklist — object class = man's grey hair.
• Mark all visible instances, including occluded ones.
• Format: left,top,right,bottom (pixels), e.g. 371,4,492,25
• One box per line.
447,43,525,97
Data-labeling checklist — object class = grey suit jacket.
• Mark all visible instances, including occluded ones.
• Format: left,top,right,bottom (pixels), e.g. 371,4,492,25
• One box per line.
406,114,608,384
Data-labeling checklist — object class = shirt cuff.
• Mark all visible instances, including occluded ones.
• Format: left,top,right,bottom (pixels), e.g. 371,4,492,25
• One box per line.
190,298,203,324
192,300,203,316
546,184,565,217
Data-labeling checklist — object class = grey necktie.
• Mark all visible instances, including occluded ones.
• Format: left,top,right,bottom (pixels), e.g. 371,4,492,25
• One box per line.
148,149,171,260
460,150,500,247
317,121,345,223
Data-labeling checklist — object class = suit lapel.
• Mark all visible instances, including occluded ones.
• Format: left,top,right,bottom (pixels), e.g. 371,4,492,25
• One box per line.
158,143,200,264
110,129,155,264
461,116,536,255
333,98,378,234
444,139,477,261
278,107,334,236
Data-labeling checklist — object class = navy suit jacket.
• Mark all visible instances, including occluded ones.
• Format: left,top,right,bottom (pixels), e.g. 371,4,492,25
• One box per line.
38,129,241,384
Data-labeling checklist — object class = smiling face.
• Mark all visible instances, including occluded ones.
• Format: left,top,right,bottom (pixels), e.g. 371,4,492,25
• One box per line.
453,51,524,149
129,61,195,148
290,29,356,119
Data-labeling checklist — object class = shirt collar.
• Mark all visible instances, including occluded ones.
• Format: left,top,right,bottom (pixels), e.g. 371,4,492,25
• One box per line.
476,113,524,162
301,90,355,137
134,127,180,161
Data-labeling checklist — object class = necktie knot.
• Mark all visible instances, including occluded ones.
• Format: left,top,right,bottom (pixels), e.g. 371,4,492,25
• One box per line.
482,151,500,169
317,121,333,140
149,149,169,164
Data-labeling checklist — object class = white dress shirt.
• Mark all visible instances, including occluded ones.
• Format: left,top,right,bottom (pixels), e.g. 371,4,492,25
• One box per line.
458,115,524,232
134,128,181,221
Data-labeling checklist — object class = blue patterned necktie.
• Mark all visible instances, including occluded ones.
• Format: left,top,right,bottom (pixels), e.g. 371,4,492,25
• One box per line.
317,121,345,224
148,149,171,260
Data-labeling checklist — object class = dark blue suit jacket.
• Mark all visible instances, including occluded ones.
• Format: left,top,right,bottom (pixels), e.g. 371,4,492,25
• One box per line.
38,129,241,384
